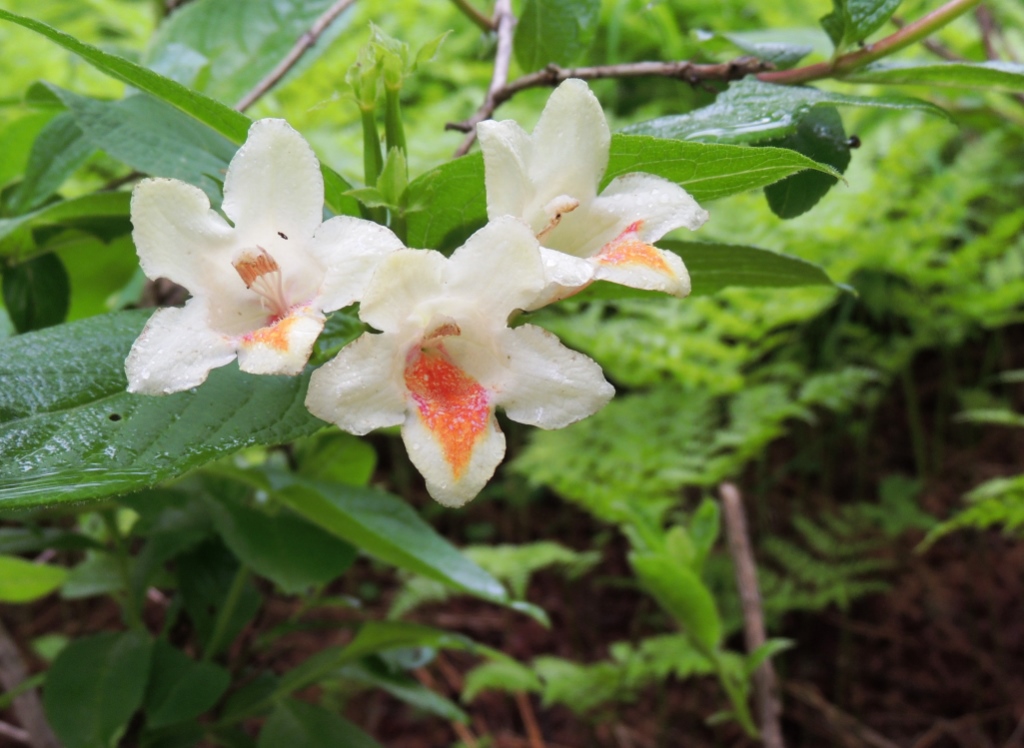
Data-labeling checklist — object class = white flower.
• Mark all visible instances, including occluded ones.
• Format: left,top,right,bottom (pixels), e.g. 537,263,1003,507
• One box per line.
126,118,403,395
305,217,614,507
477,79,709,305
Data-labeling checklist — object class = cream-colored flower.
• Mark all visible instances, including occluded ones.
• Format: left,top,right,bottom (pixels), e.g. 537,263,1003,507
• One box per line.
305,218,614,506
478,79,709,305
126,119,402,394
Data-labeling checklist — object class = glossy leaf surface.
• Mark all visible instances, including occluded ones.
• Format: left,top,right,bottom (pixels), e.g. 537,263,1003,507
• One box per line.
0,312,325,510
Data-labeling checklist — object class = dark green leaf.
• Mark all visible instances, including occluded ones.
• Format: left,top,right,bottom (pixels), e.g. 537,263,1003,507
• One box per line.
176,539,261,656
0,311,325,510
631,553,722,650
0,112,55,190
515,0,601,71
49,87,236,202
842,60,1024,90
272,475,512,605
341,661,468,723
43,630,153,748
145,0,354,106
258,699,382,748
622,78,948,143
405,153,486,253
206,496,357,594
0,9,358,217
572,240,836,301
145,639,230,728
7,113,94,214
763,106,851,218
604,135,842,201
821,0,901,50
0,192,131,259
1,252,70,332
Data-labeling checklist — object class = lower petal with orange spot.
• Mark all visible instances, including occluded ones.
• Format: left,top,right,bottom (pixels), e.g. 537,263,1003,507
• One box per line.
404,347,494,479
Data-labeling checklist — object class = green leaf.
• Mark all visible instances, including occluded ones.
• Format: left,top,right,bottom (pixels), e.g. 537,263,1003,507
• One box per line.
572,240,836,302
8,112,94,214
463,660,543,702
294,432,377,486
0,555,66,602
404,138,842,253
144,0,354,106
622,78,948,144
842,60,1024,90
206,496,357,595
515,0,602,71
821,0,901,51
1,252,70,332
0,9,358,218
176,539,261,656
0,311,325,510
722,31,813,69
49,87,236,202
258,699,381,748
43,630,153,748
0,112,56,191
0,192,131,259
341,662,468,723
271,475,513,606
630,553,722,651
604,135,843,202
61,552,124,600
763,106,851,219
144,640,230,728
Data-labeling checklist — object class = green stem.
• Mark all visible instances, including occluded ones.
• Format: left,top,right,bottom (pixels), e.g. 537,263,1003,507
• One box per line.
383,86,407,155
360,106,383,189
759,0,984,85
202,564,249,663
101,511,143,631
448,0,493,32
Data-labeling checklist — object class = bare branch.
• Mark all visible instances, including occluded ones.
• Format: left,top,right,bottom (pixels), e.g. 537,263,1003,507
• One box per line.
235,0,358,112
448,56,770,144
449,0,494,32
720,482,785,748
759,0,984,85
0,618,60,748
453,0,515,156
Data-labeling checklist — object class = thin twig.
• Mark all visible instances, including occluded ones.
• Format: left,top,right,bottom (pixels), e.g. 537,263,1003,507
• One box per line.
514,691,546,748
759,0,984,85
414,667,479,747
448,57,771,138
786,681,902,748
890,16,963,60
449,0,494,32
453,0,515,156
975,6,1003,61
0,721,31,745
0,618,60,748
234,0,358,111
720,482,784,748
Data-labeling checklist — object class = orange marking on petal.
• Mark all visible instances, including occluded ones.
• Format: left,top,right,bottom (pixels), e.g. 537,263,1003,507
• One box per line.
404,350,491,479
595,221,671,272
242,314,299,352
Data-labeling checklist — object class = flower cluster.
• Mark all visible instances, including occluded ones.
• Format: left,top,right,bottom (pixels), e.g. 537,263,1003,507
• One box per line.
126,81,708,506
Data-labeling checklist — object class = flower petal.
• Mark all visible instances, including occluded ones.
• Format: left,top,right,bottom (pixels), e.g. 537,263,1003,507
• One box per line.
487,325,614,429
529,79,610,204
478,119,535,221
447,217,546,319
130,178,235,290
236,304,325,375
591,223,691,297
306,333,406,433
306,332,407,434
527,247,596,308
308,216,405,312
359,249,447,333
125,301,236,395
221,119,324,248
402,348,505,507
595,173,709,241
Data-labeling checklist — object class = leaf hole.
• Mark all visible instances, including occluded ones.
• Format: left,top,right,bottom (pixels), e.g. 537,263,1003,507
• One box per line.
108,413,122,422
